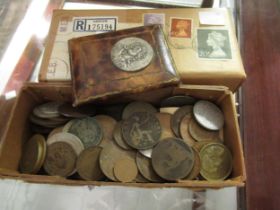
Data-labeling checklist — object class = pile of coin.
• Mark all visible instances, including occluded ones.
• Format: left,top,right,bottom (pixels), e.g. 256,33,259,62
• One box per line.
20,96,233,182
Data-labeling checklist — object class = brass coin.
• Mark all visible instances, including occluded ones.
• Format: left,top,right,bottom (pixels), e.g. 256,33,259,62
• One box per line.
33,101,62,118
99,142,136,181
68,117,103,148
159,107,179,115
189,118,220,142
155,113,175,140
183,148,201,180
160,95,196,107
43,141,77,177
122,101,157,120
179,115,196,146
48,126,64,138
199,143,232,181
76,146,105,181
136,152,163,182
151,138,194,181
94,115,117,140
20,134,46,174
171,105,193,137
113,121,131,150
193,141,212,152
113,158,138,183
134,172,149,183
122,112,161,150
58,103,96,118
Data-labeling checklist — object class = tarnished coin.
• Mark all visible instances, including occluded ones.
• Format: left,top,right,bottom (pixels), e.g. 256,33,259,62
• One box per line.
113,121,131,150
171,105,193,137
122,101,157,120
20,134,46,174
122,112,161,150
189,118,220,142
48,126,64,138
160,95,196,107
94,115,117,140
155,113,175,140
99,142,136,181
183,148,201,180
76,146,105,181
43,141,77,177
199,143,232,181
29,114,66,128
151,138,194,181
68,117,103,148
193,141,212,152
114,158,138,183
58,103,96,118
136,152,163,182
111,37,154,72
134,173,149,183
193,100,224,131
160,107,179,115
33,101,62,118
179,115,196,146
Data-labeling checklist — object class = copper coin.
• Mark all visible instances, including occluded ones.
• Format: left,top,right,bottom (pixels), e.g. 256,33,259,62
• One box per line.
179,115,196,146
151,138,194,181
122,112,161,150
94,115,117,140
160,95,196,107
43,141,77,177
58,103,96,118
20,134,46,174
33,101,62,118
183,148,201,180
189,118,220,142
122,101,157,120
113,158,138,182
155,113,175,140
171,105,193,137
113,121,131,150
99,142,136,181
136,152,163,182
76,146,105,181
159,107,179,115
134,172,149,183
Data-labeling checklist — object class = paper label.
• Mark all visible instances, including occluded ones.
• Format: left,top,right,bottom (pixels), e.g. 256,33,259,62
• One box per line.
199,12,225,26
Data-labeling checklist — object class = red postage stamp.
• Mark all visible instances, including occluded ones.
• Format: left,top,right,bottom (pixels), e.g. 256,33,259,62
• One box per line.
170,18,192,38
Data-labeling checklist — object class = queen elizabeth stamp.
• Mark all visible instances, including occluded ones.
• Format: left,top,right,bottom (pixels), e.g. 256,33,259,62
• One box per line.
197,29,232,59
170,18,192,38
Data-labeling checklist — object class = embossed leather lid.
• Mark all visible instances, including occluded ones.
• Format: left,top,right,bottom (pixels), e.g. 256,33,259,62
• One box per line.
68,24,180,106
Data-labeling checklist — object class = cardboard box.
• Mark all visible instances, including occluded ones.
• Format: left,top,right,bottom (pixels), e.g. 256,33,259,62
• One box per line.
0,83,246,188
39,8,246,92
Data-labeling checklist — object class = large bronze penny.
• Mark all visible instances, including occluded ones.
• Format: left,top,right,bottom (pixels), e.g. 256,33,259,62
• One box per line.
68,117,103,148
151,138,194,181
113,157,138,183
160,95,196,107
179,115,196,146
44,141,77,177
76,146,105,181
122,112,161,150
183,148,201,180
170,105,193,137
113,121,131,150
58,103,96,118
199,143,232,181
122,101,157,120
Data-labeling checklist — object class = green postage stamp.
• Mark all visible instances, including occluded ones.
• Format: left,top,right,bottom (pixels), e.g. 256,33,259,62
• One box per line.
197,29,232,59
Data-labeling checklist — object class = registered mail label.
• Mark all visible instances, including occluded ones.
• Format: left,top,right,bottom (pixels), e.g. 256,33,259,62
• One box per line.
73,17,117,32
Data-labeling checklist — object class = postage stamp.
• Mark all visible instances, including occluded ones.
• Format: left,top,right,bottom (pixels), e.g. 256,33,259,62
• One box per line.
197,29,232,59
170,18,192,38
143,13,165,26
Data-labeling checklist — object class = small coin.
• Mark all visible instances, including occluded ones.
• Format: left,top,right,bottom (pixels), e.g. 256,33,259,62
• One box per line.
99,142,136,181
134,172,150,183
111,37,154,72
58,103,96,118
159,107,179,115
43,141,77,177
171,105,193,137
48,126,64,138
122,112,161,150
114,158,138,183
189,118,220,142
136,152,163,182
160,95,196,107
94,115,117,140
122,101,157,120
193,100,224,131
155,113,175,140
76,146,105,181
139,148,153,158
183,148,201,180
33,102,62,118
113,121,131,150
29,114,66,128
179,115,196,146
151,138,194,181
20,134,46,174
199,143,232,181
68,117,103,148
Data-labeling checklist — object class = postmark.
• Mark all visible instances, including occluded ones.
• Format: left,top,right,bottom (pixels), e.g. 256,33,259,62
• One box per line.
143,13,165,26
170,18,192,38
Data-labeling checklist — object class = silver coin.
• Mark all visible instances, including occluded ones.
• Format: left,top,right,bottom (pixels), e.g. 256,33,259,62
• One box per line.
33,102,62,118
139,148,153,158
193,100,224,131
111,37,154,72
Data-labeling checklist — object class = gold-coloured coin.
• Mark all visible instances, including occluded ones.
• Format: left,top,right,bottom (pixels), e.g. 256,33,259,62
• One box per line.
193,141,212,152
183,148,201,180
199,143,232,181
155,113,175,140
179,115,196,146
113,158,138,183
